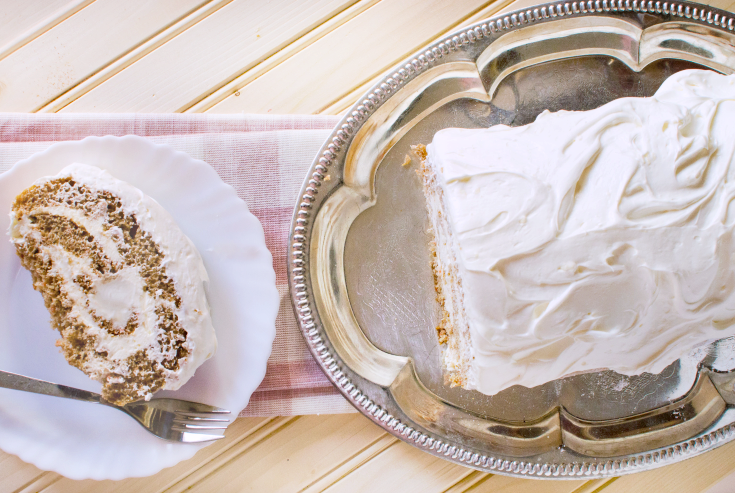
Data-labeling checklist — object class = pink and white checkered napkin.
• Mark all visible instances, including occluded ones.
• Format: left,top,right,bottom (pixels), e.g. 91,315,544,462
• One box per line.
0,113,357,417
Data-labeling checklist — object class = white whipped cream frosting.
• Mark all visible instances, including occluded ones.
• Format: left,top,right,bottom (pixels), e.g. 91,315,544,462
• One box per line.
9,163,216,393
427,69,735,396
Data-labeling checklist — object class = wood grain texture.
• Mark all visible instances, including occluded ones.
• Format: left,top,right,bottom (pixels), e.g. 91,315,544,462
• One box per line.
59,0,359,113
0,0,209,112
184,0,382,114
300,434,397,493
458,474,596,493
317,0,551,115
705,469,735,493
322,440,476,493
36,0,236,113
597,440,735,493
568,479,618,493
40,417,283,493
180,414,387,492
12,472,63,493
443,471,492,492
0,0,93,62
441,474,615,493
703,0,735,11
204,0,498,114
0,450,46,493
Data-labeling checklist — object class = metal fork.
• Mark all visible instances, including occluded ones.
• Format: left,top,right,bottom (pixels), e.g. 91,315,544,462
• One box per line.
0,370,230,443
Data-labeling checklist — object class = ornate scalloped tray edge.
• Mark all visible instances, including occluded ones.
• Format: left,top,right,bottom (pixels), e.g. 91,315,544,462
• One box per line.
290,0,735,478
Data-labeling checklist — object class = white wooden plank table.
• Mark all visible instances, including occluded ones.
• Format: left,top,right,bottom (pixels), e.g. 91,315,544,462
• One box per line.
2,1,735,491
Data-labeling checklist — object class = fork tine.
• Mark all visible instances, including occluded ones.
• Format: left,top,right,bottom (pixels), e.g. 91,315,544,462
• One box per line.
173,421,228,430
178,432,226,443
175,410,231,417
186,405,229,413
174,410,231,421
121,398,233,442
175,416,230,423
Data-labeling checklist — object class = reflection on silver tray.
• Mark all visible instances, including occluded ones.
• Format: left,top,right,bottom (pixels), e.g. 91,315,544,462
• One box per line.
290,1,735,478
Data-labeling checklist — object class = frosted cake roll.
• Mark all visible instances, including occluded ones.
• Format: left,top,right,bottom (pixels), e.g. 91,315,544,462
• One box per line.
420,69,735,396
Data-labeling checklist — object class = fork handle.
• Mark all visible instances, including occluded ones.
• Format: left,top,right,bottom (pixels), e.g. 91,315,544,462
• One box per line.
0,370,101,404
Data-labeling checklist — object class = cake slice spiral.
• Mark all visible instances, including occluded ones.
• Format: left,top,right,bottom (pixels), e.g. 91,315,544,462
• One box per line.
9,163,216,405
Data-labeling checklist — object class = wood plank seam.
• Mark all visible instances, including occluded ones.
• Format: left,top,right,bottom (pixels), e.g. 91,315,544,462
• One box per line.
0,456,48,493
316,0,526,116
319,439,481,492
35,0,233,113
442,471,491,492
299,433,397,493
459,472,495,492
569,478,618,493
2,418,279,493
135,417,285,493
9,470,49,493
446,475,612,493
0,0,96,63
12,418,275,493
172,0,364,113
197,0,524,115
163,416,301,493
11,471,62,493
183,0,380,113
201,0,508,116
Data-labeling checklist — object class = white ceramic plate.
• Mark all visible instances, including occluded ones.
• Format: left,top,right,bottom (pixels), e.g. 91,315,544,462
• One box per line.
0,135,278,480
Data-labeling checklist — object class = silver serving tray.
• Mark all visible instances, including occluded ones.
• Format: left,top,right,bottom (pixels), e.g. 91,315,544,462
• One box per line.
289,0,735,478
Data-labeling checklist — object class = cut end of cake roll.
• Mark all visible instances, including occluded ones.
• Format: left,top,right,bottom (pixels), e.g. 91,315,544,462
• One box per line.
9,163,216,406
415,144,473,389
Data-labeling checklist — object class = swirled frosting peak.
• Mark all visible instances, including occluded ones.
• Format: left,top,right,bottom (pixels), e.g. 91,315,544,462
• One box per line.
427,69,735,396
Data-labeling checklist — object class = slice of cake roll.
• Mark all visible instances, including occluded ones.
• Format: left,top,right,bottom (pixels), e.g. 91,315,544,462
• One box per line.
9,163,216,405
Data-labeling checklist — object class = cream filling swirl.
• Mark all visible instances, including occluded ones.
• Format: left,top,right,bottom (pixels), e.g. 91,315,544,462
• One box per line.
9,163,216,391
